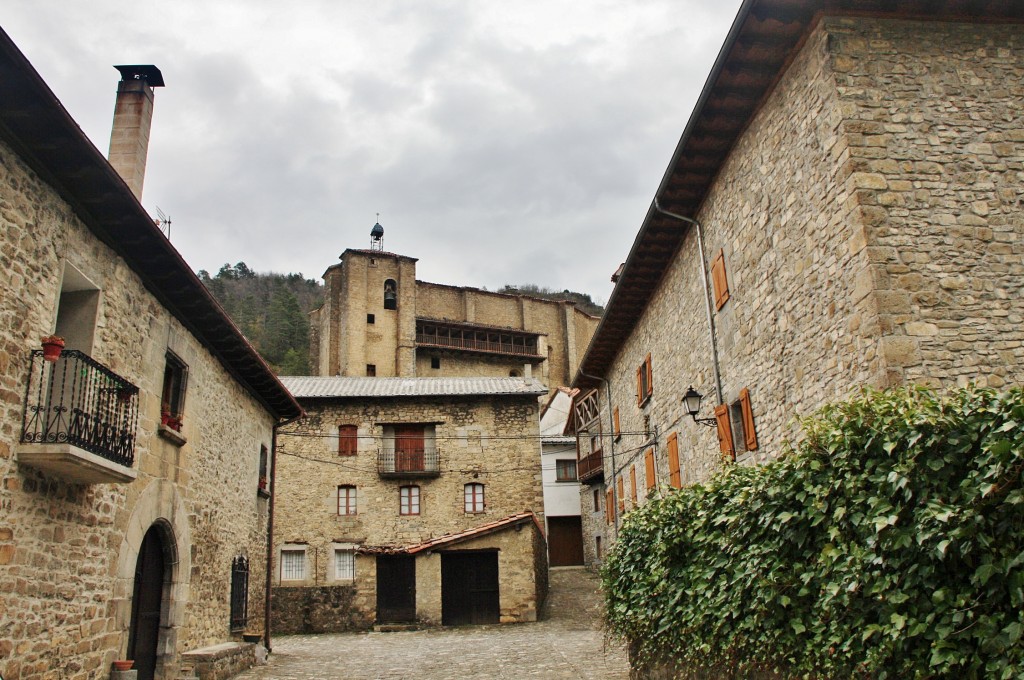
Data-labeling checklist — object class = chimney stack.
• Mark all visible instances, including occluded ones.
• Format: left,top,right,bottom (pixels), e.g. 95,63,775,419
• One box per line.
108,64,164,201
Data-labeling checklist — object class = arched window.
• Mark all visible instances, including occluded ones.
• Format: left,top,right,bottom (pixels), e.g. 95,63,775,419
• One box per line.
464,483,485,513
230,555,249,632
383,279,397,310
509,369,522,377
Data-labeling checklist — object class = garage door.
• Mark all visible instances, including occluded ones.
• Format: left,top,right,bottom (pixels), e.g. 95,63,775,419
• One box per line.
441,551,499,625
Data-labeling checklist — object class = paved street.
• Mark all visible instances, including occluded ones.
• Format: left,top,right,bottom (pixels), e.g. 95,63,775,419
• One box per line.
233,567,629,679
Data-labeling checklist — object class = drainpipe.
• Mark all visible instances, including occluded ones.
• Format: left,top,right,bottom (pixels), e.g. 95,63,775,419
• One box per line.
578,369,619,532
652,199,723,405
265,411,303,654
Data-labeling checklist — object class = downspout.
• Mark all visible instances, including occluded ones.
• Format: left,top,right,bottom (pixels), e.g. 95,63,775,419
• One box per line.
265,410,303,654
652,199,723,404
578,369,619,532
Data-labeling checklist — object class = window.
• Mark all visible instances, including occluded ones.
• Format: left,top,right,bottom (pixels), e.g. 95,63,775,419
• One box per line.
161,351,188,430
334,549,355,581
464,483,485,513
230,555,249,632
613,407,621,441
589,426,602,457
667,432,681,488
400,485,420,515
630,465,638,505
596,536,602,560
555,459,577,482
338,425,358,456
384,279,397,310
258,445,269,493
367,313,375,324
636,354,653,406
431,357,441,370
645,448,656,491
366,364,376,377
593,488,600,512
280,548,306,581
711,248,730,310
337,485,357,515
715,404,735,461
384,423,436,473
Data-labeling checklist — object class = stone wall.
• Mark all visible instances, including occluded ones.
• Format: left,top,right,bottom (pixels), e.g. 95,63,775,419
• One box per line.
583,16,1024,551
0,137,276,678
272,393,545,629
272,584,373,634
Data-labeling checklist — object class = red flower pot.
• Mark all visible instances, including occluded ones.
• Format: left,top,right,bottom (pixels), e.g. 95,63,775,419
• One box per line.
41,336,65,362
112,660,134,671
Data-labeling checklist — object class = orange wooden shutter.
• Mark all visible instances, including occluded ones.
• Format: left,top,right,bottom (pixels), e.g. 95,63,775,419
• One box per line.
606,489,614,523
613,407,621,439
715,404,735,460
645,448,656,491
636,365,643,406
338,425,358,456
617,477,625,513
630,466,638,504
739,387,758,451
645,354,653,398
667,432,681,488
711,249,729,310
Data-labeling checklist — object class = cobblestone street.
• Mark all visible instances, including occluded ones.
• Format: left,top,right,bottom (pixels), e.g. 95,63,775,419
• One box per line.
233,567,629,679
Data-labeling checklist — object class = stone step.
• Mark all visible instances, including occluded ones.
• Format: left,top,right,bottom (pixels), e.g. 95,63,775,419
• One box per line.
373,623,420,632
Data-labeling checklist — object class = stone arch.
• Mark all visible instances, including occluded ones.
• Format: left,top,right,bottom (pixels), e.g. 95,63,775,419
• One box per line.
113,479,192,673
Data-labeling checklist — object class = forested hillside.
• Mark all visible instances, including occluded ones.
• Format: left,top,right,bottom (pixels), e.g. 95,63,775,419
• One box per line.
198,262,323,375
496,284,604,316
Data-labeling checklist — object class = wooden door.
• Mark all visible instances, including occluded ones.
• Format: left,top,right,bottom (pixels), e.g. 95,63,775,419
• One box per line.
441,551,499,625
376,555,416,622
394,425,424,472
548,516,585,566
128,525,165,680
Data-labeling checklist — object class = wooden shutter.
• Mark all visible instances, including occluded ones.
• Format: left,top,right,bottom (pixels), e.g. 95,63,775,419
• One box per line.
645,354,653,399
711,249,729,310
338,425,358,456
606,489,614,524
629,466,638,504
715,404,735,461
667,432,681,488
636,365,643,406
739,388,758,451
645,448,656,491
617,477,625,513
613,407,621,440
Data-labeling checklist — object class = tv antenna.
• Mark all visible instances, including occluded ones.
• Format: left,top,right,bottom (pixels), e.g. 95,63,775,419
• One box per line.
155,206,172,239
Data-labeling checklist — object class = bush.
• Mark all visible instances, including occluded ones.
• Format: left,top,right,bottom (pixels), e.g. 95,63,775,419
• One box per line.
603,386,1024,679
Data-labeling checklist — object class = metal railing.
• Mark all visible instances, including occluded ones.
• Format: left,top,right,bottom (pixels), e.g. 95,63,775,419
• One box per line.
20,349,139,468
377,448,441,476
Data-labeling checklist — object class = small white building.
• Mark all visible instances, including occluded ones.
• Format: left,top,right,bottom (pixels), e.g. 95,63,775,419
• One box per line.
539,388,584,566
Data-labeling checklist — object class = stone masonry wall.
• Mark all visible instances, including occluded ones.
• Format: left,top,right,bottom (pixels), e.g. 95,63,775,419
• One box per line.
273,393,544,629
0,137,275,679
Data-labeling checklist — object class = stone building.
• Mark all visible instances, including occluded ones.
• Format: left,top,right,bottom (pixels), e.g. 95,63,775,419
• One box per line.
570,0,1024,556
538,388,584,567
309,227,599,391
0,29,301,680
271,376,548,632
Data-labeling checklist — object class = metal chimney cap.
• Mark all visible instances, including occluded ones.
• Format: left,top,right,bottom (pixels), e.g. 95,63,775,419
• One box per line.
113,65,165,87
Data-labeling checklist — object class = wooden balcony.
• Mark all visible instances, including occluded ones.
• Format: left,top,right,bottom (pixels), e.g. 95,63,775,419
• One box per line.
577,450,604,483
17,349,139,484
415,320,543,359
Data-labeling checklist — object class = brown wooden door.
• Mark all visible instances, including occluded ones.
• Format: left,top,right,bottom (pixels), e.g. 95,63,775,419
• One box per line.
441,551,499,625
128,526,165,680
376,555,416,623
548,516,585,566
394,425,424,472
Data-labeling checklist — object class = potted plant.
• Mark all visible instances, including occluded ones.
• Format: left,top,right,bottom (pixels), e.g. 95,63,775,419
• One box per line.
161,410,182,432
40,335,65,362
112,659,134,671
258,476,269,491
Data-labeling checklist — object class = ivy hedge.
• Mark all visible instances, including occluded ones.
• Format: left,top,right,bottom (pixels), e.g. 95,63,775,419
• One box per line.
603,387,1024,679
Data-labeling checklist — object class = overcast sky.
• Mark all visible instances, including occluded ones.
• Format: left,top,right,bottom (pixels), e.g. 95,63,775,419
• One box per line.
4,1,741,304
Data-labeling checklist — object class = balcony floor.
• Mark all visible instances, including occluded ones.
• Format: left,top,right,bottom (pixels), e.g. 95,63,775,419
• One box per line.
16,443,137,484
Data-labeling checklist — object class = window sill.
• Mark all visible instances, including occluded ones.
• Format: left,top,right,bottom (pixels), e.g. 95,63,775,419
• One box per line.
555,478,578,484
638,396,652,409
158,424,187,447
257,488,271,499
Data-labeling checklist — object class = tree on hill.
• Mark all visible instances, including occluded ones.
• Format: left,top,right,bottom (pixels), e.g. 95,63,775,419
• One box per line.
198,262,323,375
495,284,604,316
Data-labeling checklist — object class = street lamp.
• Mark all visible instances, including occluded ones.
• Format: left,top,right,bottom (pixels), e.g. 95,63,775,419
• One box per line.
683,386,717,427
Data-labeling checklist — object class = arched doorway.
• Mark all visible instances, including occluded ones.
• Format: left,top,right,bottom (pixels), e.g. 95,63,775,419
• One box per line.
128,525,166,680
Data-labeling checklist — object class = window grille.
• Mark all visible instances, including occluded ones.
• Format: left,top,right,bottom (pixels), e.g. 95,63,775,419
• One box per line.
334,549,355,580
281,549,305,581
230,555,249,632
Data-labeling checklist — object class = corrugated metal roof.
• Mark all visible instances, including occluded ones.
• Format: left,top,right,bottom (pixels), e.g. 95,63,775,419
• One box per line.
280,376,548,399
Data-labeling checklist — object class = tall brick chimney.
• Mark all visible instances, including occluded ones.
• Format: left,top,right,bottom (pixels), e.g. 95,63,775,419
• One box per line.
108,65,164,201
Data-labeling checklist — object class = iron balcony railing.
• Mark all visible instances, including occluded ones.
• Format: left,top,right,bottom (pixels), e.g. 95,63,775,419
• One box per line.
577,450,604,483
21,349,140,468
377,448,441,477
